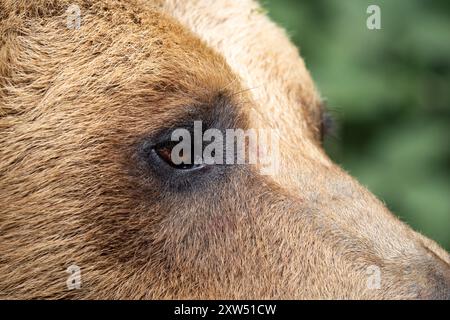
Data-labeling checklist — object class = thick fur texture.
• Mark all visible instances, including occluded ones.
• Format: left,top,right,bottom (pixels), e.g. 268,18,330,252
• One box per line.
0,0,449,299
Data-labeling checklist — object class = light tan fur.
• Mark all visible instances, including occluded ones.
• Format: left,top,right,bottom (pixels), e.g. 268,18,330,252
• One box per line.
0,0,449,299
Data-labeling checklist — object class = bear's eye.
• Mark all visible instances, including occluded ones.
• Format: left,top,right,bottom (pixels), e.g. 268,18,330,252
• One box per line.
152,141,204,171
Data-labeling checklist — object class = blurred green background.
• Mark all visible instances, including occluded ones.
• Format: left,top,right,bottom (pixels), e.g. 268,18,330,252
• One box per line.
264,0,450,250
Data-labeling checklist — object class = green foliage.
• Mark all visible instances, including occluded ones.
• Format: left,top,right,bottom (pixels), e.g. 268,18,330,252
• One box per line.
264,0,450,249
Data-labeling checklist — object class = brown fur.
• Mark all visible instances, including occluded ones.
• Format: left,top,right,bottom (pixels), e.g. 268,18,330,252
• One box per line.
0,0,449,299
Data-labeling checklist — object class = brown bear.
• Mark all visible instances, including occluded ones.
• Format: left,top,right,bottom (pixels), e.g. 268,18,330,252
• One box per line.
0,0,449,299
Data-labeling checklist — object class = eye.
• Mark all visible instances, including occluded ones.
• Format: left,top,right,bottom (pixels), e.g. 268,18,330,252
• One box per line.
152,141,205,171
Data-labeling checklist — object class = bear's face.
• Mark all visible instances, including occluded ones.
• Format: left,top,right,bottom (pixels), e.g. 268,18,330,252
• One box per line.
0,0,449,299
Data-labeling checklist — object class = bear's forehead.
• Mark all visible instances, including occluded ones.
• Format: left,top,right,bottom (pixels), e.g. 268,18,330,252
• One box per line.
1,0,323,148
1,1,238,117
159,0,323,138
